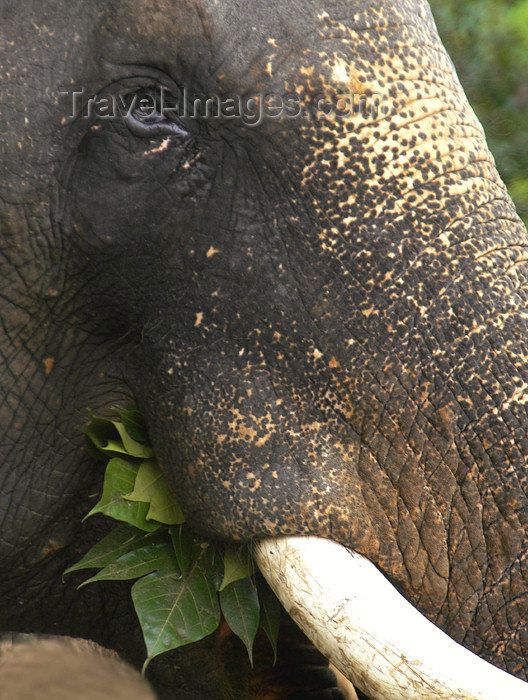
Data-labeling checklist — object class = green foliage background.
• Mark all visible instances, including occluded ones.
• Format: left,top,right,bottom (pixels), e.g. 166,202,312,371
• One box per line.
429,0,528,225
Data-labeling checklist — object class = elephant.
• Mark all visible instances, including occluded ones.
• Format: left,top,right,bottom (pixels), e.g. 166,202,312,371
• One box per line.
0,635,156,700
1,0,528,697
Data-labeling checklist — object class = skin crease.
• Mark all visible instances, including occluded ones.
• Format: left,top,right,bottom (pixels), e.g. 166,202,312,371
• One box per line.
1,0,528,697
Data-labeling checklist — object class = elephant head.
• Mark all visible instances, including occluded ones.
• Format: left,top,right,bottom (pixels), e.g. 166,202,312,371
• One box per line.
2,0,528,697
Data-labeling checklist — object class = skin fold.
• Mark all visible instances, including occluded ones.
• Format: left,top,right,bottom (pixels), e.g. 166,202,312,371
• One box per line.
1,0,528,696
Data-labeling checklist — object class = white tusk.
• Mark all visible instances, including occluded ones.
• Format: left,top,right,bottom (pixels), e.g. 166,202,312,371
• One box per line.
253,536,528,700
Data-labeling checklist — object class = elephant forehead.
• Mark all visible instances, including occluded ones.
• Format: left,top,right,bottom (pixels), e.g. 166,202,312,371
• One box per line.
97,0,207,73
1,0,472,169
93,0,443,96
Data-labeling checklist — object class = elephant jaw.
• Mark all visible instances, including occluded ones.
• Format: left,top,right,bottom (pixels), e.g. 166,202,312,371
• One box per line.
254,537,528,700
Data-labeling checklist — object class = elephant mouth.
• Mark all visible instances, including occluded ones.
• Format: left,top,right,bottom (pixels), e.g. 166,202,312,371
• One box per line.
254,537,528,700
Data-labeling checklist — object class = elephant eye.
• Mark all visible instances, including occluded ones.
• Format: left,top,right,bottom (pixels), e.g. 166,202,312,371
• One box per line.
123,88,189,139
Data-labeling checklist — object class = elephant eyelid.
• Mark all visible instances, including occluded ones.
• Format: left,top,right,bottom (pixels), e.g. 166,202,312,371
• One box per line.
123,88,191,140
124,112,190,139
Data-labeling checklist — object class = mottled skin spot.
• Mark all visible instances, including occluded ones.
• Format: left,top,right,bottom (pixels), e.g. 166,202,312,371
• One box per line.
2,0,528,694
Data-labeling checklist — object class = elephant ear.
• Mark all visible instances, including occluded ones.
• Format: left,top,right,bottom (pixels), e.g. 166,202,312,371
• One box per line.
254,537,528,700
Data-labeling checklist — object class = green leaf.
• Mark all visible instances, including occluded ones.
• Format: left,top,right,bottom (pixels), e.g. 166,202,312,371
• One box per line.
219,577,260,665
83,413,128,456
85,457,159,532
84,433,110,462
84,412,154,459
79,535,176,586
132,543,221,670
72,407,287,672
113,421,154,458
256,573,281,664
116,406,149,443
125,459,185,525
64,524,157,576
170,524,194,577
219,544,256,592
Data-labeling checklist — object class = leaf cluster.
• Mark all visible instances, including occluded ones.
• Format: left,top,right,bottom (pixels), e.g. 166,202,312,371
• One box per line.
65,408,281,671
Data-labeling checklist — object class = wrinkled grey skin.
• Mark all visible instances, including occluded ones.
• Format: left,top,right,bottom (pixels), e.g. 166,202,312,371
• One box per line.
2,0,528,697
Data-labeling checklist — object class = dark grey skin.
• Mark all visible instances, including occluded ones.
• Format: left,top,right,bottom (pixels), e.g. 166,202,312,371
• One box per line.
2,0,528,697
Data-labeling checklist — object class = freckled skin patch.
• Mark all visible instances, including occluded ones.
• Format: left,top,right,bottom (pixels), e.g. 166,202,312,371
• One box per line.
43,358,54,375
2,0,528,689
